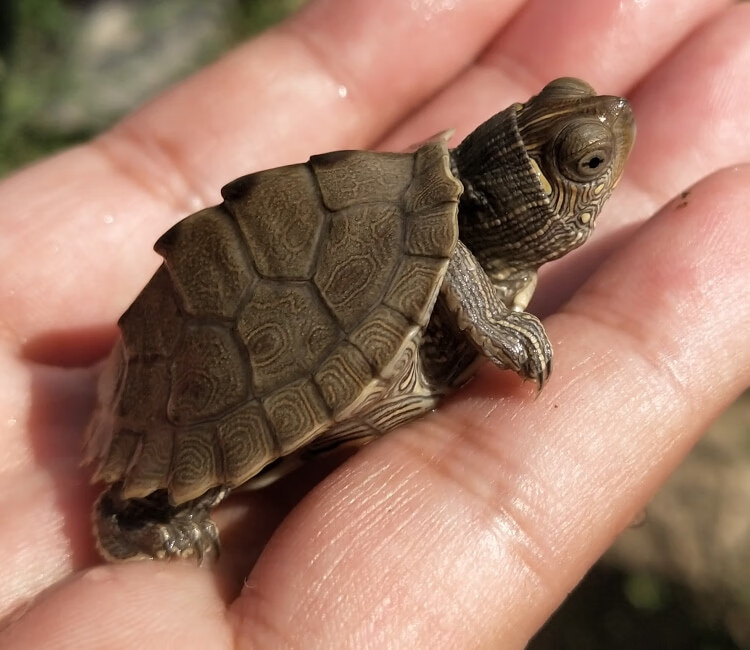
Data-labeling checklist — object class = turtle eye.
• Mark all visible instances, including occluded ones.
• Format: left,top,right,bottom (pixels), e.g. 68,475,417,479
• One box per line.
579,150,607,173
555,120,614,183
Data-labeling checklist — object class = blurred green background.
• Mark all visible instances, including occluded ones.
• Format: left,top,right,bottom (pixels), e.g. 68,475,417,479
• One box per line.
0,0,304,175
1,1,748,647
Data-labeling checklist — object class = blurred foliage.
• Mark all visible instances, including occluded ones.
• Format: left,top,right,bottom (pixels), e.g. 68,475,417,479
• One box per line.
0,0,81,174
227,0,305,36
0,1,745,647
0,0,305,176
531,566,739,650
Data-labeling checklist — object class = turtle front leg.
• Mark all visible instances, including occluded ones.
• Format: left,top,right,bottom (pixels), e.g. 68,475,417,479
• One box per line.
94,484,226,563
488,267,538,312
441,241,552,386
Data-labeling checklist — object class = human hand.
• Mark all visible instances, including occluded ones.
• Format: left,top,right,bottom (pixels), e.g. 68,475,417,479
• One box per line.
1,1,749,647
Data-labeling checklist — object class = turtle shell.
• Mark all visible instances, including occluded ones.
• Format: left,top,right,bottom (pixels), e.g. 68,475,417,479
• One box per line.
84,141,462,504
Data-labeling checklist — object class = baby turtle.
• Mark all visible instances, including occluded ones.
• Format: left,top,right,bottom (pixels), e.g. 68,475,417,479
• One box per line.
84,78,635,562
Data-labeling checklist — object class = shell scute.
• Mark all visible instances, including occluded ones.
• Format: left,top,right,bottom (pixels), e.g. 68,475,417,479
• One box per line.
349,305,417,375
314,341,373,414
313,203,403,331
117,360,170,424
405,204,460,258
122,428,172,499
218,401,277,487
237,282,340,395
311,151,413,211
119,266,181,359
167,325,248,425
93,428,140,485
262,379,330,454
383,256,448,327
155,205,256,318
404,141,463,212
170,427,222,504
222,165,326,279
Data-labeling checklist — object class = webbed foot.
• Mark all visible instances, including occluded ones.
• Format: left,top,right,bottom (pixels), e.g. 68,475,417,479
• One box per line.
94,484,225,563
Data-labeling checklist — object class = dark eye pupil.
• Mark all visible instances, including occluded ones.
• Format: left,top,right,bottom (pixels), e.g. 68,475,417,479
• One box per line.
586,156,602,169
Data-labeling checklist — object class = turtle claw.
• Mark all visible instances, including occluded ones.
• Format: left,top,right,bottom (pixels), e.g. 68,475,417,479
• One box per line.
533,351,553,391
484,310,553,389
154,516,220,564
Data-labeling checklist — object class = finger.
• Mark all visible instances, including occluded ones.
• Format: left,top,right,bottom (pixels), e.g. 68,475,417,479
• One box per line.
539,2,750,311
0,0,524,348
380,0,729,149
0,363,100,621
0,564,232,649
489,0,729,91
620,2,750,209
227,167,750,648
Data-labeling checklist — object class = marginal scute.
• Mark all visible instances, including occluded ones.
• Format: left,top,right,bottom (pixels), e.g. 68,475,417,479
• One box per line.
314,342,373,414
119,266,181,358
262,379,330,454
122,428,173,499
84,339,126,465
93,428,140,484
237,281,340,395
311,150,414,211
384,256,448,326
404,142,463,212
405,204,459,258
170,427,222,504
349,305,416,375
222,164,326,279
218,401,277,487
314,204,403,331
168,325,248,425
117,360,170,424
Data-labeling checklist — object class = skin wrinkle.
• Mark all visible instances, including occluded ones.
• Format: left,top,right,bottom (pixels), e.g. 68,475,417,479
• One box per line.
297,462,402,575
334,495,491,647
343,506,435,621
308,475,431,604
243,468,425,636
390,425,554,585
370,540,480,644
304,495,404,606
233,591,296,650
92,126,210,217
554,306,695,414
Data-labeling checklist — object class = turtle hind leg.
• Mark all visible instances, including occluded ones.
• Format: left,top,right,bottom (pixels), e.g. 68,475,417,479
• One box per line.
94,483,226,563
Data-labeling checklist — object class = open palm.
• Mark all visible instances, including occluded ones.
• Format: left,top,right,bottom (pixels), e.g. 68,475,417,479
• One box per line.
1,1,749,647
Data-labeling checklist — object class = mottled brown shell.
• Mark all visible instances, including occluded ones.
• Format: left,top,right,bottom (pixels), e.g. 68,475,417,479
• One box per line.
84,141,462,504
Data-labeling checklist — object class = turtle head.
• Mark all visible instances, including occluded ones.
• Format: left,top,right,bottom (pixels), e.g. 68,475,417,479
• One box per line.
452,77,635,271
